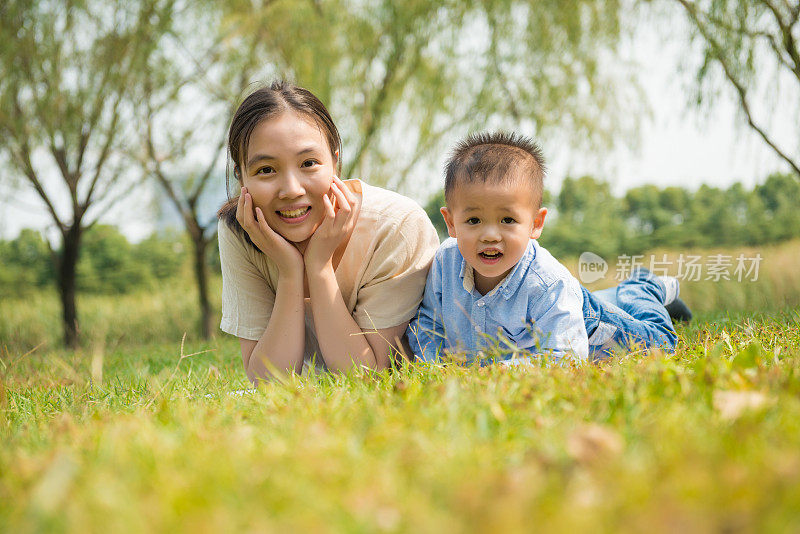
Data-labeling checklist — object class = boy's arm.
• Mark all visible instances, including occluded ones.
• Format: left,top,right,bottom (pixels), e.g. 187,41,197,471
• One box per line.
526,277,589,362
406,253,447,361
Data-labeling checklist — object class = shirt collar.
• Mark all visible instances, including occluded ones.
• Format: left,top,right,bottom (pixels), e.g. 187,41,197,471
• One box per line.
459,240,537,299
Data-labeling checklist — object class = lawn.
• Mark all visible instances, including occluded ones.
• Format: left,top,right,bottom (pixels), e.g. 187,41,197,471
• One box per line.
2,308,800,532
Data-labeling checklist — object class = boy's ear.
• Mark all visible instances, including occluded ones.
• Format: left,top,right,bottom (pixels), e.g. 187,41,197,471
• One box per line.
440,207,457,238
530,207,547,239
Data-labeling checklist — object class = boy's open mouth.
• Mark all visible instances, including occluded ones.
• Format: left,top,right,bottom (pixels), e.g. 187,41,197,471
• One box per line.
478,249,503,263
276,206,311,222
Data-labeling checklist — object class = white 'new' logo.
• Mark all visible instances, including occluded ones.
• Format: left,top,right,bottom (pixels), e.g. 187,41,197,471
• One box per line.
578,251,608,283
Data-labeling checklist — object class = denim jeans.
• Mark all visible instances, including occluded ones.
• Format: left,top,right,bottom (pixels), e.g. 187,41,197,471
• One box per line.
583,269,678,359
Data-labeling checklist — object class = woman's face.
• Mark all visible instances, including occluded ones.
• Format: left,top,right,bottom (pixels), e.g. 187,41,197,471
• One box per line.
239,111,337,244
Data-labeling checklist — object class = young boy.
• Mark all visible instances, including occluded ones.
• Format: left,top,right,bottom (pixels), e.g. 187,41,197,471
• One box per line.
407,131,680,364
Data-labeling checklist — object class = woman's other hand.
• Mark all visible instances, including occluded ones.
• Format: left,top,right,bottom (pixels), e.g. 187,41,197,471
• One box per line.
303,176,360,271
236,187,303,276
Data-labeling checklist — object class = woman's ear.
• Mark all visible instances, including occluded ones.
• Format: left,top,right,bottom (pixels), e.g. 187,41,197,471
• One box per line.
333,150,340,167
440,207,457,238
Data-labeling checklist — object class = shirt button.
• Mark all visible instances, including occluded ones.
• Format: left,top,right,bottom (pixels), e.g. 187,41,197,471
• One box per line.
477,301,484,307
475,326,482,333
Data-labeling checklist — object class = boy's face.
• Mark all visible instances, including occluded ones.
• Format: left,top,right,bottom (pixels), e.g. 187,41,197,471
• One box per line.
441,179,547,294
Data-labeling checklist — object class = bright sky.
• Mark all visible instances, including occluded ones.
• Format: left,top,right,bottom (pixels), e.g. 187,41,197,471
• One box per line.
546,15,793,197
1,16,794,242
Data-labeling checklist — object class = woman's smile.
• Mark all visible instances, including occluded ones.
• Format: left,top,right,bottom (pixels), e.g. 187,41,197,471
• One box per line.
276,205,312,223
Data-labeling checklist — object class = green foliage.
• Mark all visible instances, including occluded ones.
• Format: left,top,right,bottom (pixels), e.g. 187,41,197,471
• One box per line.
77,226,152,294
136,232,188,280
543,175,634,259
755,173,800,242
0,227,193,298
1,309,800,531
0,229,53,297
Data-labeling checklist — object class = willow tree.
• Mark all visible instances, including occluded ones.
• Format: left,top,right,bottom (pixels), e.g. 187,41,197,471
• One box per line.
131,3,266,340
0,0,175,348
668,0,800,177
217,0,633,194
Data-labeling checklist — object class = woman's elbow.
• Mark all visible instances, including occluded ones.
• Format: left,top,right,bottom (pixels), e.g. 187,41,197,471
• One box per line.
373,357,391,372
245,366,257,385
246,359,302,384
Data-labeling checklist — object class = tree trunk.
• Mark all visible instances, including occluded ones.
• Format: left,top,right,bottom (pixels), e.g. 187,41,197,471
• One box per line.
58,225,82,349
192,236,213,340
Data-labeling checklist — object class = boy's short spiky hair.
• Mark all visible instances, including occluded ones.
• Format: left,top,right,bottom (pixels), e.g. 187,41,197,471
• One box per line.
444,131,546,207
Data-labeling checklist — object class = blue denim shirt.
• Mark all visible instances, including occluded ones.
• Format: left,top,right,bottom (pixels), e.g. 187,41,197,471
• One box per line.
407,238,589,363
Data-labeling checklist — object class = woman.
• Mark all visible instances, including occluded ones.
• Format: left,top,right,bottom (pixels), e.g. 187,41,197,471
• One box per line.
218,81,439,383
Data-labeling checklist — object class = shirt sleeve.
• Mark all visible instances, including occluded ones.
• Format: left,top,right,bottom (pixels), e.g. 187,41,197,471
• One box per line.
352,207,439,330
406,250,447,361
218,220,276,340
529,276,589,361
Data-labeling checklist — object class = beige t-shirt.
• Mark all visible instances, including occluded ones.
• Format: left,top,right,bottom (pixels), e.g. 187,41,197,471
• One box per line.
218,180,440,370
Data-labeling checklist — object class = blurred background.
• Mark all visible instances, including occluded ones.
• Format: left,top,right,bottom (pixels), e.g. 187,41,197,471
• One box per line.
1,0,798,351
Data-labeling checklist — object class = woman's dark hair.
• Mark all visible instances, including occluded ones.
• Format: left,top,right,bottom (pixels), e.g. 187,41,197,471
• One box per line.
217,80,342,231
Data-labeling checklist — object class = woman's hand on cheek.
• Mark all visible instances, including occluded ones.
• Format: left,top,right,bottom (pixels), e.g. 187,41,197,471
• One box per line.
236,187,303,277
303,176,359,271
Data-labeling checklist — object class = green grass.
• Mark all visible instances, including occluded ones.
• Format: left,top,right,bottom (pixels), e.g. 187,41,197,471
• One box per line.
0,278,223,355
2,308,800,532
